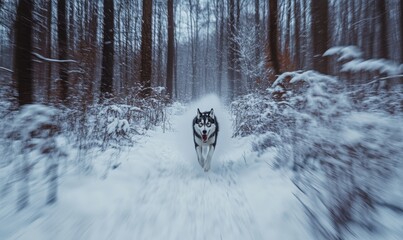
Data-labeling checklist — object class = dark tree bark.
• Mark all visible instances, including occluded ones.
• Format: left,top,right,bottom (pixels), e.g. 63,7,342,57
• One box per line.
140,0,153,98
268,0,280,76
401,0,403,62
377,0,388,59
47,0,52,103
255,0,260,67
234,0,242,96
228,0,236,100
100,0,115,99
14,0,34,107
58,0,69,103
166,0,174,99
294,0,301,69
189,0,199,100
217,1,224,96
214,0,224,96
311,0,329,74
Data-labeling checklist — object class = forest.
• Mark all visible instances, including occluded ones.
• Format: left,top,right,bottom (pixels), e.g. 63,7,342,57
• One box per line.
0,0,402,239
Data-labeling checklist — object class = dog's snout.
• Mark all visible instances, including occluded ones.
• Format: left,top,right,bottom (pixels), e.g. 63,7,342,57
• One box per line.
202,130,207,134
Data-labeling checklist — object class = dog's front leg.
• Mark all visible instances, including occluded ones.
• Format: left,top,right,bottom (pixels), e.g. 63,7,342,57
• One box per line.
204,146,215,172
196,146,204,167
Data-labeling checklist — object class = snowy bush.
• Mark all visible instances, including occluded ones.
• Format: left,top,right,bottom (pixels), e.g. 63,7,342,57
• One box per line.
1,104,66,209
57,87,169,172
232,68,403,239
93,104,139,150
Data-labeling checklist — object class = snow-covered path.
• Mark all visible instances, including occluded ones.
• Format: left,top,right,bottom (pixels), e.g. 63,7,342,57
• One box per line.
7,95,312,240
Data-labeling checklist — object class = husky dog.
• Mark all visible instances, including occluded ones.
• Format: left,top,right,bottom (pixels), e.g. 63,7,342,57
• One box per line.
193,108,219,172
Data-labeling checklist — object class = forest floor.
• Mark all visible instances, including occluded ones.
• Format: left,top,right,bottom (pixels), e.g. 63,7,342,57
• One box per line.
3,95,313,240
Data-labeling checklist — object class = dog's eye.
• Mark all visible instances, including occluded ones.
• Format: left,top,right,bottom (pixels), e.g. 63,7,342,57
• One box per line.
198,122,203,127
206,122,211,127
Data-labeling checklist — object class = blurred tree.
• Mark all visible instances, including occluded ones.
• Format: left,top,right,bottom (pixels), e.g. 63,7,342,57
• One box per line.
166,0,175,99
140,0,153,98
14,0,34,106
58,0,68,103
311,0,329,74
100,0,115,99
228,0,236,99
268,0,280,77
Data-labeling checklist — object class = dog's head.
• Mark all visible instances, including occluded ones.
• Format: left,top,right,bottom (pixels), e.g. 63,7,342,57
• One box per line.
194,108,217,143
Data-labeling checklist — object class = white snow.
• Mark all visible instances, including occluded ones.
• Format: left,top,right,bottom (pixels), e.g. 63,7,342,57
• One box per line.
341,58,403,75
0,95,313,240
323,46,363,61
32,52,77,63
323,46,403,76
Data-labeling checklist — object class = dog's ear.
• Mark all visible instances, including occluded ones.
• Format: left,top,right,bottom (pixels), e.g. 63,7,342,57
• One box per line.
210,108,214,118
197,108,201,118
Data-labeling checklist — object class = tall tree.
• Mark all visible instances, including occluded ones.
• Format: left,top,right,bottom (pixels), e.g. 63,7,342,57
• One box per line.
401,0,403,62
100,0,115,99
377,0,388,59
311,0,329,74
227,0,236,100
47,0,52,103
14,0,34,106
293,0,301,69
215,0,224,96
58,0,68,103
255,0,260,68
189,0,200,100
166,0,174,99
140,0,153,98
268,0,280,76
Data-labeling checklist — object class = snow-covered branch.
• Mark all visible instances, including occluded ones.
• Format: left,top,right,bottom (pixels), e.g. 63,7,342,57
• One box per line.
32,52,78,63
324,46,403,76
0,66,13,73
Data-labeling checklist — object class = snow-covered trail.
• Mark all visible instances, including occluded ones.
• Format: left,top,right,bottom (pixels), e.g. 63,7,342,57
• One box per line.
7,95,312,240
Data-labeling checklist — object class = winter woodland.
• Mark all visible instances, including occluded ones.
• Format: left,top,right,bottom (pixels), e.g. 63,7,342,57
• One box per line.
0,0,402,239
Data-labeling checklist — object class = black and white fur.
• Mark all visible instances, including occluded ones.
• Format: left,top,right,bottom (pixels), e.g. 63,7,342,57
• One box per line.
193,108,219,172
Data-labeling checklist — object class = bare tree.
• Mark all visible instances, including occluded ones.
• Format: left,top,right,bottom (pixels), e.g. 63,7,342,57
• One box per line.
14,0,34,106
377,0,388,59
140,0,153,98
100,0,115,99
58,0,68,103
255,0,260,69
401,0,403,62
228,0,236,100
311,0,329,74
166,0,175,99
215,0,224,96
46,0,53,103
268,0,280,76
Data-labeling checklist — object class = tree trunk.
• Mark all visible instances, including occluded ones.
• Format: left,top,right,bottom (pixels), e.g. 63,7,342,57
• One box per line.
100,0,115,99
14,0,34,106
311,0,329,74
268,0,280,77
166,0,174,99
140,0,153,98
47,0,53,103
294,0,301,69
58,0,69,103
203,2,210,94
228,0,236,100
189,0,199,100
255,0,260,69
215,0,224,96
377,0,388,59
401,0,403,62
234,0,242,96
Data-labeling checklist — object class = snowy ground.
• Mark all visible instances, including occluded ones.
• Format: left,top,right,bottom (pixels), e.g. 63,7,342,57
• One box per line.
1,95,313,240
